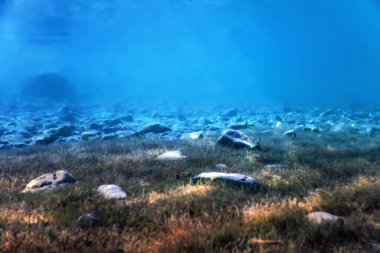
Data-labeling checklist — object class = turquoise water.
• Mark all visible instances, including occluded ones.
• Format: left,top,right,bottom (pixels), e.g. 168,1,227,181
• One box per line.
1,0,380,108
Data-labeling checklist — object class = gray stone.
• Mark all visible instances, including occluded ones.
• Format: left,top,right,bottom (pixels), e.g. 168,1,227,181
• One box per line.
180,131,204,140
138,123,171,135
56,125,75,137
215,164,229,172
216,129,260,150
76,213,100,228
121,114,134,122
97,184,127,200
0,126,6,136
307,211,343,224
198,117,214,125
104,117,122,127
18,130,33,139
157,151,186,161
283,130,297,137
228,122,250,130
81,131,101,141
11,142,28,148
319,109,337,118
101,133,119,140
90,122,103,130
22,170,76,193
34,133,58,145
191,172,259,189
222,108,238,118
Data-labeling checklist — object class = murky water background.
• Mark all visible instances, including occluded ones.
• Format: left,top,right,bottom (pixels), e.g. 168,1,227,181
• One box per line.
1,0,380,107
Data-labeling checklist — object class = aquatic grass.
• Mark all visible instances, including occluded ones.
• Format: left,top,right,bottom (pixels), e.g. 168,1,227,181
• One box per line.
0,135,379,252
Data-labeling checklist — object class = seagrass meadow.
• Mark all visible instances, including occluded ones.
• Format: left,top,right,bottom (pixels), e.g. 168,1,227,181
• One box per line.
0,130,379,253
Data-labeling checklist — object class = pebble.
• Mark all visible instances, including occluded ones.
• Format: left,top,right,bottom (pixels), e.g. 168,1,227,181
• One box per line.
307,211,343,224
191,172,259,189
97,184,127,199
157,150,186,160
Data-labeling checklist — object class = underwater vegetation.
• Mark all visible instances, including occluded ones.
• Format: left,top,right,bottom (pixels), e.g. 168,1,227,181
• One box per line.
0,106,379,252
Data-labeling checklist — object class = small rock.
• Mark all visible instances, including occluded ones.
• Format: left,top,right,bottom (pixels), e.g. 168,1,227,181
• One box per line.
22,170,76,193
222,108,238,118
18,130,33,138
228,122,250,130
0,139,10,145
198,117,213,125
307,211,343,224
191,172,259,189
283,130,297,137
101,133,119,140
81,131,101,141
215,164,229,172
0,126,6,136
157,150,186,160
138,123,171,135
76,213,100,228
264,164,289,170
97,184,127,199
11,142,28,148
319,109,336,118
180,131,203,140
121,114,134,122
90,122,103,130
177,114,186,121
58,107,78,122
102,126,122,134
216,129,260,150
34,133,58,145
56,125,75,137
104,117,122,127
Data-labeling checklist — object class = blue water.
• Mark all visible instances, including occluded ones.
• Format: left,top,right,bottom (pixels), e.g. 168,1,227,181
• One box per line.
1,0,380,108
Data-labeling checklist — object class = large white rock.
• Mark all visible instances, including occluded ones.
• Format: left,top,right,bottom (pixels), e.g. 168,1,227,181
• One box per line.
157,150,186,161
22,170,76,193
97,184,127,200
191,172,259,188
307,211,342,224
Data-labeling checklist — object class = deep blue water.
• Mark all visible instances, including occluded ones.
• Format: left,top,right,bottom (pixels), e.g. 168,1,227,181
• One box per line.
1,0,380,108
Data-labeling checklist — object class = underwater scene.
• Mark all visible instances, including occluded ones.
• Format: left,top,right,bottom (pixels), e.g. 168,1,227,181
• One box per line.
0,1,380,252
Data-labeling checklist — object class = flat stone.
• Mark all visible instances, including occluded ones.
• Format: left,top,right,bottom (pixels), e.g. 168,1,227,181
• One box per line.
180,131,204,140
307,211,343,224
191,172,259,189
22,170,76,193
56,125,75,137
34,135,56,145
138,123,171,135
228,122,250,130
81,131,101,141
222,108,238,118
216,129,260,150
97,184,127,199
215,164,229,171
157,150,186,160
264,164,289,170
11,142,28,148
76,213,100,228
101,133,119,140
283,130,297,137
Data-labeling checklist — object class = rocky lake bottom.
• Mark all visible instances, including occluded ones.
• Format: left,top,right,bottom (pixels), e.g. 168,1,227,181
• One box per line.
0,102,379,252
